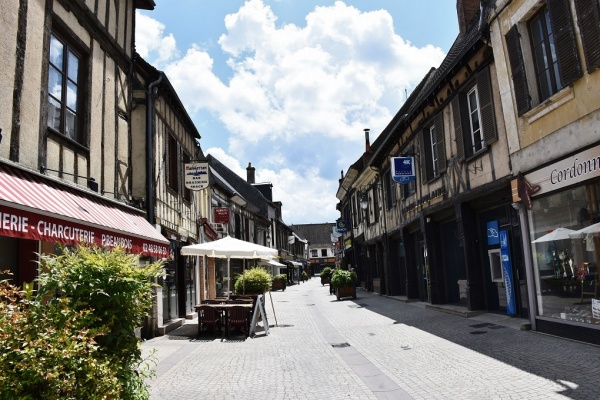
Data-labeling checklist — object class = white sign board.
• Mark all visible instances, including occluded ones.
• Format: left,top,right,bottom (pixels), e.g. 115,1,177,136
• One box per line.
184,162,209,190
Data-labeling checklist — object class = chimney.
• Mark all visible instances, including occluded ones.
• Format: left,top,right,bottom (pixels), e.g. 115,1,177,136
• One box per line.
364,128,371,153
457,0,480,36
246,162,255,184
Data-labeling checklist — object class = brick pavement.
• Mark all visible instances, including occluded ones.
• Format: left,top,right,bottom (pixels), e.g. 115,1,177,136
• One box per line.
142,277,600,400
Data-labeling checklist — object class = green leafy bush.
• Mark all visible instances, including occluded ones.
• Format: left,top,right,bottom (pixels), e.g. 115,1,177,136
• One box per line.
320,267,332,279
0,245,163,399
234,267,272,294
272,274,287,283
330,269,357,287
302,271,308,280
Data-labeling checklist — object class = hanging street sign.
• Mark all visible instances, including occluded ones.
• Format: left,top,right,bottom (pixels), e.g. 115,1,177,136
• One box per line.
184,162,209,190
391,157,415,183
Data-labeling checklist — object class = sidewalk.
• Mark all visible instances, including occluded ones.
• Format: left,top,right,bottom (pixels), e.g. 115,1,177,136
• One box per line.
142,277,600,400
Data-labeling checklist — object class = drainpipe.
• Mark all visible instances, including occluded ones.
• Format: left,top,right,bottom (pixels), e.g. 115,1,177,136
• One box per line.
512,202,536,330
146,73,163,225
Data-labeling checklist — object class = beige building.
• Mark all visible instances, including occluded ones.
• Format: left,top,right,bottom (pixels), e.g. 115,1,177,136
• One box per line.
490,0,600,343
0,1,169,292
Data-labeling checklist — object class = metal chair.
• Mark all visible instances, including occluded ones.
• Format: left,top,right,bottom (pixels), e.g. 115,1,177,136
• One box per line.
226,305,250,339
197,305,222,337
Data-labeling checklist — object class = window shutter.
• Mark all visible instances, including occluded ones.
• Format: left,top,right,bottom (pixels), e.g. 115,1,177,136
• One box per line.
547,0,582,86
575,0,600,73
418,131,427,182
451,96,465,161
434,112,446,173
505,25,531,115
477,67,497,146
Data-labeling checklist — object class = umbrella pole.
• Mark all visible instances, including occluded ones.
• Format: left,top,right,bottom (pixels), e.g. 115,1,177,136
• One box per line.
227,256,231,300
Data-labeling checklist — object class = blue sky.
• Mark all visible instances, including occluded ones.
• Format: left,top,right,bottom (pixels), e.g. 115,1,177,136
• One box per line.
136,0,458,225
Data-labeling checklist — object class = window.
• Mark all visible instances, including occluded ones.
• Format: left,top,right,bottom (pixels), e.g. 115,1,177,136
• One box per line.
321,249,327,257
47,32,84,143
529,7,563,102
467,87,484,154
167,134,179,192
452,67,497,161
311,249,318,258
505,1,582,115
421,114,446,180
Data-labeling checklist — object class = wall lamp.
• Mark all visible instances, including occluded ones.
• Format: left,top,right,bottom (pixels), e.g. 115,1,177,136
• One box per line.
359,192,369,210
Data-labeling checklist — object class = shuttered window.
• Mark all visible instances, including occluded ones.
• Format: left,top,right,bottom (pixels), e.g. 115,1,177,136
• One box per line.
505,1,582,114
421,112,446,182
452,67,497,161
575,0,600,73
167,134,179,192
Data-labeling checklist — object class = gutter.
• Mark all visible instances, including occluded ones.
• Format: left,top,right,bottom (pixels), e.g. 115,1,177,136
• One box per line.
146,72,163,226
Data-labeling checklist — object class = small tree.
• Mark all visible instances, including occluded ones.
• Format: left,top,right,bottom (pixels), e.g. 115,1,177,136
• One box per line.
234,267,272,294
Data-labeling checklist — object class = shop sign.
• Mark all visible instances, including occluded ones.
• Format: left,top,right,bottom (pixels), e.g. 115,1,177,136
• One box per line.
213,207,230,224
500,230,517,316
513,145,600,200
487,221,499,245
336,219,347,234
391,157,415,183
0,204,168,258
184,162,209,190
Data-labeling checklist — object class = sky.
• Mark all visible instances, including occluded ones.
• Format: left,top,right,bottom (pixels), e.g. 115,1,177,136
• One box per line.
136,0,458,225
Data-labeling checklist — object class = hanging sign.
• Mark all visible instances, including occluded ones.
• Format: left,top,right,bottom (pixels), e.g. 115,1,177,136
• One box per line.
500,230,517,316
214,207,230,224
336,219,347,234
184,162,209,190
391,157,415,183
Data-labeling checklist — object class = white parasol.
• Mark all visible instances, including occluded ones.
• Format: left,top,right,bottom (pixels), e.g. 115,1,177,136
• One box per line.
531,227,577,243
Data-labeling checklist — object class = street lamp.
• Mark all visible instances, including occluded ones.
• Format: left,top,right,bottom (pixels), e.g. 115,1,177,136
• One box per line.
359,192,369,211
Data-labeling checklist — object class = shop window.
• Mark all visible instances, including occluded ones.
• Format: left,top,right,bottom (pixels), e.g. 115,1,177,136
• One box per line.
505,1,582,116
529,181,600,325
488,249,503,282
451,67,497,161
47,31,86,144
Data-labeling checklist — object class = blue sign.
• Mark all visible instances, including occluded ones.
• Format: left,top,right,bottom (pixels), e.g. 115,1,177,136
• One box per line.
391,157,415,183
487,221,499,245
336,219,348,234
500,230,516,316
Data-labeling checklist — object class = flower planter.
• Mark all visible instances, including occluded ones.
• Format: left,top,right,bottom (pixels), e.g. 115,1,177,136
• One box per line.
271,280,286,291
336,285,356,300
321,276,330,286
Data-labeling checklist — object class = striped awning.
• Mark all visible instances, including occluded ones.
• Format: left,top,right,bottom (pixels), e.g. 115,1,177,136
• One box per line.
0,162,168,257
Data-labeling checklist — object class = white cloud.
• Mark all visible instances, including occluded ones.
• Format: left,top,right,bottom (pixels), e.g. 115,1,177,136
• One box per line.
136,1,447,224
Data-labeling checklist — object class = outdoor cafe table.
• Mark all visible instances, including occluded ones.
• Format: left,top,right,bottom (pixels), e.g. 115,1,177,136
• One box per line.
195,303,254,336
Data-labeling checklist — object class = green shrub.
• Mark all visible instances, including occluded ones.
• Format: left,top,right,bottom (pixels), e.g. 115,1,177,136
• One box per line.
0,276,121,399
272,274,287,283
302,271,308,280
320,267,332,278
33,245,162,399
234,267,272,294
330,269,357,287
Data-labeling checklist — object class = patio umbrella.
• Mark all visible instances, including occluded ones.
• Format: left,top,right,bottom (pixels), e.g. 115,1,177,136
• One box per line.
568,222,600,239
531,227,577,243
181,236,278,299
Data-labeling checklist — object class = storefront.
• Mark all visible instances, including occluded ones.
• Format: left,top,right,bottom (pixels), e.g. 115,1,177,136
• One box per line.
515,144,600,344
0,162,169,288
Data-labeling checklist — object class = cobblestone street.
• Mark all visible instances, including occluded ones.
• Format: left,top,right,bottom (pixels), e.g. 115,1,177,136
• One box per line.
142,277,600,400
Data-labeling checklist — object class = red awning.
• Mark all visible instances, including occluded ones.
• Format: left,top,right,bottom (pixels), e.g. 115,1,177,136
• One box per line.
0,162,169,258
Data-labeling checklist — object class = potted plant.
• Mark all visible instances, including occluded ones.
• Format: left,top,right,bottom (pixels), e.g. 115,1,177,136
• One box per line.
234,267,272,295
301,271,308,282
271,274,287,291
320,267,332,286
330,269,357,300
